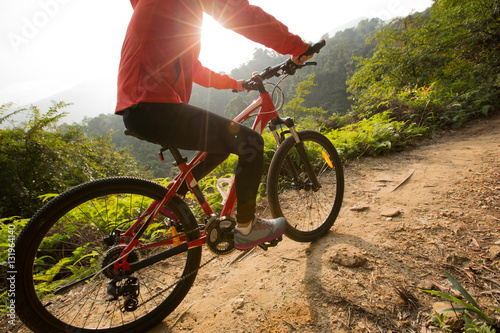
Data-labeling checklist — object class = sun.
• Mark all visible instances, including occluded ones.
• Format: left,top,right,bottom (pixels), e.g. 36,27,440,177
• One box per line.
199,14,257,74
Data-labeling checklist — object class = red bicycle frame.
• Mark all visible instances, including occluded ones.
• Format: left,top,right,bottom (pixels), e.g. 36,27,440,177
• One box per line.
114,91,280,273
166,91,278,220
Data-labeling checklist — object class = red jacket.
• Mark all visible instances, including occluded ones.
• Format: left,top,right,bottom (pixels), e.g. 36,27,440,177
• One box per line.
116,0,308,112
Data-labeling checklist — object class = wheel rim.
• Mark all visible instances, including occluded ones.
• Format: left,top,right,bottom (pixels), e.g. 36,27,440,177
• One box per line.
273,134,342,236
25,187,197,331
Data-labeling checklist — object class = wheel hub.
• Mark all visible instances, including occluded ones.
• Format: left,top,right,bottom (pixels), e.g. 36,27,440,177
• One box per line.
102,246,139,279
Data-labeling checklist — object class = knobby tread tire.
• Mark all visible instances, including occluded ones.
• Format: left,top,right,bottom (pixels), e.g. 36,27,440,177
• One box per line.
14,177,202,333
267,131,344,242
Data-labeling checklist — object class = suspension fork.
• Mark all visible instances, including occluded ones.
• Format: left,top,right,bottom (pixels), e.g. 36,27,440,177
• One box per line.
269,117,321,191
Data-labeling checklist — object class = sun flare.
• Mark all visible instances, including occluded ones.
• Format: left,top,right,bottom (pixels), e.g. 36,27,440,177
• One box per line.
199,14,257,73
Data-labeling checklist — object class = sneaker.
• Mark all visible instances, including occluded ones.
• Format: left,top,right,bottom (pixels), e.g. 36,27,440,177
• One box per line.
234,216,286,250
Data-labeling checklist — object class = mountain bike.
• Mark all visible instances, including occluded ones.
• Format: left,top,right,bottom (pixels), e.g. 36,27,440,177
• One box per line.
14,40,344,333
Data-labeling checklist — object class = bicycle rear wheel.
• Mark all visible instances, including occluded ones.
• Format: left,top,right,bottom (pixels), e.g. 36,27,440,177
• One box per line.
267,130,344,242
14,177,202,333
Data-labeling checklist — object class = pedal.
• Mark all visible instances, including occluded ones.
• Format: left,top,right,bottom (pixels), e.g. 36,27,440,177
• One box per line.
258,235,283,251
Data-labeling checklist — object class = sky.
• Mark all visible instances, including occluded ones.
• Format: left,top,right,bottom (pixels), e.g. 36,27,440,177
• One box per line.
0,0,433,119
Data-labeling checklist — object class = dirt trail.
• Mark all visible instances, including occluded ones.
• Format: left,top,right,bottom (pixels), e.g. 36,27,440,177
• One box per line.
150,114,500,332
4,114,499,333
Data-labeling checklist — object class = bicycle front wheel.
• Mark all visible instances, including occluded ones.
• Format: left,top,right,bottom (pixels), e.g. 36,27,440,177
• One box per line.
14,177,202,333
267,130,344,242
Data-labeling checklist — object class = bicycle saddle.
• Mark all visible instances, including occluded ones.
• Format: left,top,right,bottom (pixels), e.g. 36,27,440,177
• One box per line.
124,129,148,141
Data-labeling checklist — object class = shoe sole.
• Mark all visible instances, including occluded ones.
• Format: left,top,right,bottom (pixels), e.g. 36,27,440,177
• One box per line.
234,225,285,250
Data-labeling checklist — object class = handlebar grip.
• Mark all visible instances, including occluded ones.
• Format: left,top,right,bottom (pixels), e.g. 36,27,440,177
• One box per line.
302,39,326,57
232,80,253,93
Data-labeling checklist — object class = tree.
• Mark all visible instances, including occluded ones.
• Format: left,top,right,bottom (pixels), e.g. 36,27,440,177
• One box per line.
83,113,179,178
284,74,326,120
283,18,383,116
224,95,248,119
347,0,500,127
0,102,145,218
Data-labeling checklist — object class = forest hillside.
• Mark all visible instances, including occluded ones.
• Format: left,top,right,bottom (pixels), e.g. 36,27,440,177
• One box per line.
1,0,498,220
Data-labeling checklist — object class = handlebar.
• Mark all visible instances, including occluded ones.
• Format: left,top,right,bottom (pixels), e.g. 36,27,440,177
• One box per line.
235,39,326,93
301,39,326,58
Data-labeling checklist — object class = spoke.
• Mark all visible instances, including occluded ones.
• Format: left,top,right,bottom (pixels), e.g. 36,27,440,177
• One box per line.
73,200,108,234
37,241,102,252
60,215,87,242
80,280,103,328
130,301,138,325
110,300,117,329
129,193,133,222
317,162,330,179
58,277,105,326
286,191,306,227
104,193,111,232
114,195,119,231
96,296,113,329
89,198,110,233
51,272,98,296
142,262,183,283
311,192,328,225
136,271,160,308
33,269,96,283
306,191,314,231
119,302,125,329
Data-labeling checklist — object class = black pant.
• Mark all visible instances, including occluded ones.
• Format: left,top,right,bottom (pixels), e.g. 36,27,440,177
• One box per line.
121,102,264,223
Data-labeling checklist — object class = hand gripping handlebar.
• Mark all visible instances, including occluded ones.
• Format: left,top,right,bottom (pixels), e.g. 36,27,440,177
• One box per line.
301,39,326,58
235,39,327,92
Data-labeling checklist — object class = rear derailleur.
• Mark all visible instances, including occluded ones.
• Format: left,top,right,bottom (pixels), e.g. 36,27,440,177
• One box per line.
107,277,140,312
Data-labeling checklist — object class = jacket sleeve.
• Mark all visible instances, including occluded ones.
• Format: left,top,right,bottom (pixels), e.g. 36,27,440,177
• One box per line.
201,0,308,57
192,60,237,89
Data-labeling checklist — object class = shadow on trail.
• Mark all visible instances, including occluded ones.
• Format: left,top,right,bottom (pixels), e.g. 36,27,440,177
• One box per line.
303,230,417,332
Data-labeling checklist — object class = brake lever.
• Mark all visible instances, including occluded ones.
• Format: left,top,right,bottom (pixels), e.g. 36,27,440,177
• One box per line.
232,79,259,93
231,60,318,93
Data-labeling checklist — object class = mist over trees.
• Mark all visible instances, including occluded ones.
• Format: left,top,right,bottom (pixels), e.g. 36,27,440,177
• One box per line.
189,17,384,118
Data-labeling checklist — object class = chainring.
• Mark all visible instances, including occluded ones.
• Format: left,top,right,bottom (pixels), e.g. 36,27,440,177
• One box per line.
205,217,236,255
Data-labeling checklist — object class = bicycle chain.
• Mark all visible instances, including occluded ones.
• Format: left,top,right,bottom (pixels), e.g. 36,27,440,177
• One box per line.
136,223,205,251
137,255,217,310
134,224,216,310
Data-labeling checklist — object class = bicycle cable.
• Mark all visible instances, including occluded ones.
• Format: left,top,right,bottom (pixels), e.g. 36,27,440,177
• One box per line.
273,74,287,112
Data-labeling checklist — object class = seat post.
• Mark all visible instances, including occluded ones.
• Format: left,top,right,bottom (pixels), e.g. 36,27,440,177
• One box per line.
165,146,187,166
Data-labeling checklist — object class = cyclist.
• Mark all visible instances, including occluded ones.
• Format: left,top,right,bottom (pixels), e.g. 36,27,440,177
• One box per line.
115,0,313,250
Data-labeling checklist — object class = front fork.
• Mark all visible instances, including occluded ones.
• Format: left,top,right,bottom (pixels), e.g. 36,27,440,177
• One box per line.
269,117,321,191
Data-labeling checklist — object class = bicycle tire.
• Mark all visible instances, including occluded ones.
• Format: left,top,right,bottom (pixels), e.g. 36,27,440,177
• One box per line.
14,177,202,333
267,130,344,242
